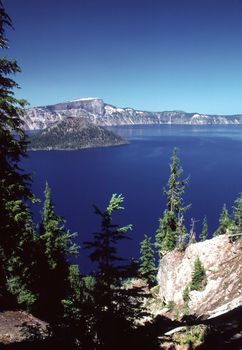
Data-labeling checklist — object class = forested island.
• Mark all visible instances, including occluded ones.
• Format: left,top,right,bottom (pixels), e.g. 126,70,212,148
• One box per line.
0,3,241,349
29,116,127,150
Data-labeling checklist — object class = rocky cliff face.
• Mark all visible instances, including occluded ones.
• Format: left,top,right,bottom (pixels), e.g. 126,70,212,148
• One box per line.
157,235,242,317
22,98,242,130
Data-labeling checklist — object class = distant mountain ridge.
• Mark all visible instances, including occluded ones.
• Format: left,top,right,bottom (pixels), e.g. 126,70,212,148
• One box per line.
23,98,242,130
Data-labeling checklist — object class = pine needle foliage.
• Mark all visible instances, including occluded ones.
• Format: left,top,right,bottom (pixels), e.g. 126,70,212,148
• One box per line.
164,148,190,215
190,257,206,291
139,235,156,287
214,204,231,236
232,194,242,232
34,183,78,321
155,149,190,255
84,194,147,349
155,210,177,253
0,0,37,309
84,194,133,313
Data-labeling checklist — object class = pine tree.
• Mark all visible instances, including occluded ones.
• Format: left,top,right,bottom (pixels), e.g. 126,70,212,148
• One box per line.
200,216,208,241
62,266,96,349
0,1,37,309
233,194,242,230
155,210,177,253
84,194,132,312
190,257,206,291
139,235,156,287
230,194,242,240
155,149,190,255
84,194,145,349
214,204,231,236
35,183,78,321
164,148,190,215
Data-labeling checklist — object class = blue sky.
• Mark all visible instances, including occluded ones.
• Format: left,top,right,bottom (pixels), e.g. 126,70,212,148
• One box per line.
5,0,242,114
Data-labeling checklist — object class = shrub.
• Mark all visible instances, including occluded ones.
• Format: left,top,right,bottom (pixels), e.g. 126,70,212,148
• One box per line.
190,257,206,291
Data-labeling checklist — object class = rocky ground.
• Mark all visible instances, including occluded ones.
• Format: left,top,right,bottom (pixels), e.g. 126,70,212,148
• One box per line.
0,235,240,349
157,235,241,317
151,235,242,349
0,311,50,348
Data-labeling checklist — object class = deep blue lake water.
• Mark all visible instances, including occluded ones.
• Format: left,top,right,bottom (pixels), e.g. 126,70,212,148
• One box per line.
23,125,242,272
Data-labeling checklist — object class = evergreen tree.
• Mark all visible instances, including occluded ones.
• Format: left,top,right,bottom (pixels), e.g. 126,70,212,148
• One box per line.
62,266,96,349
155,149,190,255
155,210,177,253
200,216,208,241
230,194,242,240
84,194,145,349
139,235,156,287
232,194,242,231
214,204,231,236
0,1,37,309
164,148,190,215
35,183,78,321
190,257,206,291
84,194,132,312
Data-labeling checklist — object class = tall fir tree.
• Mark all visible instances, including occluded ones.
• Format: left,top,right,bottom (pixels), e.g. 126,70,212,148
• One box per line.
155,149,190,255
139,235,156,287
164,148,190,215
84,194,145,349
0,0,37,309
35,183,78,322
214,204,231,236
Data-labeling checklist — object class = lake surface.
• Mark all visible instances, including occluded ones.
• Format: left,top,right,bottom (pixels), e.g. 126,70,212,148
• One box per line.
23,125,242,272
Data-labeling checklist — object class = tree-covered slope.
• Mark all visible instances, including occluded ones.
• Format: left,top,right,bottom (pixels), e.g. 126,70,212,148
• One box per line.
29,117,127,150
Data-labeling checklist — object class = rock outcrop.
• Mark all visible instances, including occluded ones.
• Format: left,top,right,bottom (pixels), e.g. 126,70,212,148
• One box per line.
157,235,242,317
0,311,50,347
22,98,242,130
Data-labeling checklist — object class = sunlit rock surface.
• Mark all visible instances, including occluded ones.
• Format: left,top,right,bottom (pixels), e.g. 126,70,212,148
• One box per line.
157,235,242,317
22,98,242,130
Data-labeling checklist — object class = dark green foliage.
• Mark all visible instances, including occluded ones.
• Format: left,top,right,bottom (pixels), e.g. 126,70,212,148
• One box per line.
84,194,132,295
34,183,78,322
62,266,97,348
156,211,177,253
200,217,208,241
164,148,190,215
29,117,126,150
166,300,176,311
214,204,231,236
190,257,206,291
232,193,242,234
155,149,190,254
0,1,38,309
63,265,83,321
183,285,190,303
39,183,78,268
139,235,156,287
84,194,147,349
